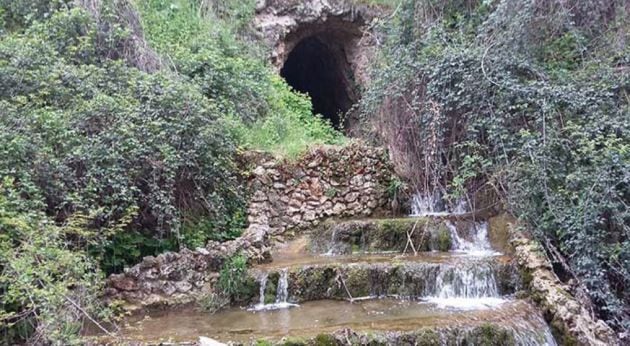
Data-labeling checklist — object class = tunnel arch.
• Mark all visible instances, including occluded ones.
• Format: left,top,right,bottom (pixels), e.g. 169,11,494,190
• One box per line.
278,19,363,131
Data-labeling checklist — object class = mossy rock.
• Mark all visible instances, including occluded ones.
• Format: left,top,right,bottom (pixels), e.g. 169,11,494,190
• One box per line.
434,225,452,251
411,329,441,346
312,218,439,255
550,315,578,346
313,334,337,346
462,324,516,346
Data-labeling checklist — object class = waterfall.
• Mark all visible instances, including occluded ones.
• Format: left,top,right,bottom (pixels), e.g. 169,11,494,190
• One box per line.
424,263,506,309
258,272,268,306
275,269,289,304
410,191,468,216
431,264,499,298
323,228,338,256
249,269,298,311
445,221,501,256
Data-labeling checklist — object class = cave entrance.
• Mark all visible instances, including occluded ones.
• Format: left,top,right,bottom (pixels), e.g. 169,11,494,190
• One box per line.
280,35,355,130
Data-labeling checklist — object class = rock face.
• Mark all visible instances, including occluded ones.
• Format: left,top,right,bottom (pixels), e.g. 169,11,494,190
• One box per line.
254,0,380,85
508,222,619,346
105,142,393,307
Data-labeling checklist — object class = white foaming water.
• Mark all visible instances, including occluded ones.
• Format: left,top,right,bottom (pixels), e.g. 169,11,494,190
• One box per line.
425,297,507,310
410,192,468,216
249,269,298,311
323,228,337,256
422,262,507,309
446,221,502,257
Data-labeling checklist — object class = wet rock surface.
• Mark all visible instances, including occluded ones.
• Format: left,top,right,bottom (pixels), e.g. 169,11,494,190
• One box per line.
508,220,619,346
251,258,520,304
310,217,465,255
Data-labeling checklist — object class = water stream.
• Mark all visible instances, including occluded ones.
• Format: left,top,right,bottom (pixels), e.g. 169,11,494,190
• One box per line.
410,191,468,216
117,299,556,345
446,220,502,256
250,269,298,311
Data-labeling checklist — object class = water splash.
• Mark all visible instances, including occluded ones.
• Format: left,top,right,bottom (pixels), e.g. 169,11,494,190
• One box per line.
257,272,268,306
323,228,338,256
410,192,467,216
250,269,298,311
423,262,507,309
446,221,501,257
275,269,289,304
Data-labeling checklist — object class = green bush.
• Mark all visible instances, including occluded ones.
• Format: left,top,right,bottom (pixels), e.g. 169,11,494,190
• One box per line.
0,178,112,345
227,76,345,159
362,0,629,331
0,1,251,274
217,253,254,302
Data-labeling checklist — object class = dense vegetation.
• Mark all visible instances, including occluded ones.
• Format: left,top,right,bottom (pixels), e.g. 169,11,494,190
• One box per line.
361,0,629,333
0,0,340,343
0,0,627,343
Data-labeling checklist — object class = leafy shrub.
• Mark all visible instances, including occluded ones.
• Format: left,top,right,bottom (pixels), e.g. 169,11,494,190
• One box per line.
137,0,344,158
227,77,345,159
362,0,629,331
0,178,112,344
0,1,250,274
217,253,254,302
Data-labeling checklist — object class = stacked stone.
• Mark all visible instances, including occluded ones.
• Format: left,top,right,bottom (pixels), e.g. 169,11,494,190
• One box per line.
105,142,393,307
247,142,392,236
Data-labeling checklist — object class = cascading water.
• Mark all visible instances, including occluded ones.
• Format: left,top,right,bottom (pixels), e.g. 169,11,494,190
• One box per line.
410,191,468,216
424,263,506,309
445,221,501,256
275,269,289,304
323,228,338,256
250,268,298,311
257,272,268,306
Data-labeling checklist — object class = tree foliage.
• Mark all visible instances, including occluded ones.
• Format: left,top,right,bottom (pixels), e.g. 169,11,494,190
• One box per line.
0,0,340,342
361,0,629,331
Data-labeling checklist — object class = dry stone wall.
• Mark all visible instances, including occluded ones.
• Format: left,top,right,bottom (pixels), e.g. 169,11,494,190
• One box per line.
105,142,393,307
247,142,392,239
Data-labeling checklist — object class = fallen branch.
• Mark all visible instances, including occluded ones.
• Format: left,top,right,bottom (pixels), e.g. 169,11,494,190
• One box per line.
335,270,354,302
403,219,420,255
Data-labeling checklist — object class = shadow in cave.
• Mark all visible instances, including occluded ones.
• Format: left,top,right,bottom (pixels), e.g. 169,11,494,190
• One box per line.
280,36,353,130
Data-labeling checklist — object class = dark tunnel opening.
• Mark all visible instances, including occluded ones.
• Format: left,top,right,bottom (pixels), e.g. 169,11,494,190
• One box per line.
280,36,354,130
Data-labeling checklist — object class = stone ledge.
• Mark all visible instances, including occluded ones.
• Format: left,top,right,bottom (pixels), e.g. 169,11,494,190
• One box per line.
508,221,618,346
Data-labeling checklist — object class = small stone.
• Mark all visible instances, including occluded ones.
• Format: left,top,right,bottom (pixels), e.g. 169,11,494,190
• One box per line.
110,276,137,291
345,192,360,203
196,248,210,255
291,214,302,224
175,281,193,293
303,210,317,221
252,191,268,202
332,203,345,215
252,166,266,176
350,175,365,186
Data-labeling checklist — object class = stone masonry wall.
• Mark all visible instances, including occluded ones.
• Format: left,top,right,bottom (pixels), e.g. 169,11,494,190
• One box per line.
247,142,392,239
105,142,393,308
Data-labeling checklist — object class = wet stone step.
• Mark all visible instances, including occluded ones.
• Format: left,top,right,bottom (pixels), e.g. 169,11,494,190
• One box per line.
307,217,509,256
112,299,555,345
249,258,521,305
